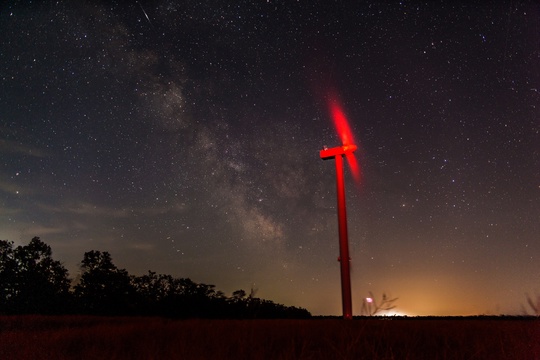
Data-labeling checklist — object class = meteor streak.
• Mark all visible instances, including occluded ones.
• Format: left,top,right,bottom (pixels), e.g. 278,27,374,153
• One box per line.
138,2,153,29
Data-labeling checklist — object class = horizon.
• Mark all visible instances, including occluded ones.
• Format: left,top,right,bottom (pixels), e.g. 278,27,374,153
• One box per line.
4,235,538,318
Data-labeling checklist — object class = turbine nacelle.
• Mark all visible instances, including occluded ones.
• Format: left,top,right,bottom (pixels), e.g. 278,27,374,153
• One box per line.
320,144,358,160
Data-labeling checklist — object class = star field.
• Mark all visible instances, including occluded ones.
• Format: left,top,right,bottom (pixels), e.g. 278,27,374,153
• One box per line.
1,1,539,315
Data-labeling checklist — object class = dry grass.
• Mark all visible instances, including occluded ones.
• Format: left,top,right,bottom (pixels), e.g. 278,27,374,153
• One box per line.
0,315,538,359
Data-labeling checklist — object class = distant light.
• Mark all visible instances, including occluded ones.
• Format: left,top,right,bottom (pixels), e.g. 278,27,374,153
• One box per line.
380,310,408,317
366,297,373,303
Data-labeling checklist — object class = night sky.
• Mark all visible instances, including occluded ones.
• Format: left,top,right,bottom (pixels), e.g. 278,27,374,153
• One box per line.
1,1,539,316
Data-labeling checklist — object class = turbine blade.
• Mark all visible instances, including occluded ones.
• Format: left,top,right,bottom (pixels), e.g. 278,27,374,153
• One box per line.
328,97,355,146
326,90,362,184
346,153,361,184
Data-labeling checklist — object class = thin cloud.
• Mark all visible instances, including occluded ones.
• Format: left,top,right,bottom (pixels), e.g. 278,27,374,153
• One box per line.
0,139,50,158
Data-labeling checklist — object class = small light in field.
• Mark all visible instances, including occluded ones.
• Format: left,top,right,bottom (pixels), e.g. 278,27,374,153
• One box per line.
366,297,373,303
380,310,408,317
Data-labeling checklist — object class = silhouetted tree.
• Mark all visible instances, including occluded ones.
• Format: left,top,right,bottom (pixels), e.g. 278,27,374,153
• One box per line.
2,237,311,318
130,272,228,318
74,250,134,315
524,293,540,316
0,237,71,314
360,291,398,316
131,271,171,315
0,240,18,313
232,289,247,301
131,272,192,317
223,287,310,319
173,278,217,317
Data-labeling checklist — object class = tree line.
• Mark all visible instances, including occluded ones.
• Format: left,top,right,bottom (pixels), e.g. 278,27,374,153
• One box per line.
0,237,311,318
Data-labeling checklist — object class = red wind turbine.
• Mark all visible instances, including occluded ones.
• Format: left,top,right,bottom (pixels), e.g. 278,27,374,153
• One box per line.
320,94,361,320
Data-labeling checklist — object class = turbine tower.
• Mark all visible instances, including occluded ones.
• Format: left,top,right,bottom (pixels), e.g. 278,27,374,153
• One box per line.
320,144,357,320
320,94,361,320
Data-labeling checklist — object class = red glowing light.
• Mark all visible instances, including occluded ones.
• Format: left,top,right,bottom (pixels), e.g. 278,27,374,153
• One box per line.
319,91,363,319
327,95,361,184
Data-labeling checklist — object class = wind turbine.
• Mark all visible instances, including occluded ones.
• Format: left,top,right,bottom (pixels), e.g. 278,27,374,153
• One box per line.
320,95,361,320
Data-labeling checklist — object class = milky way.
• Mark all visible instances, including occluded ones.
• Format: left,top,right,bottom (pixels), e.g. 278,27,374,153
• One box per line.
1,1,538,315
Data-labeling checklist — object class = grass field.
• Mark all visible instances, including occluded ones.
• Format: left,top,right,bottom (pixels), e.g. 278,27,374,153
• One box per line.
0,315,538,359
